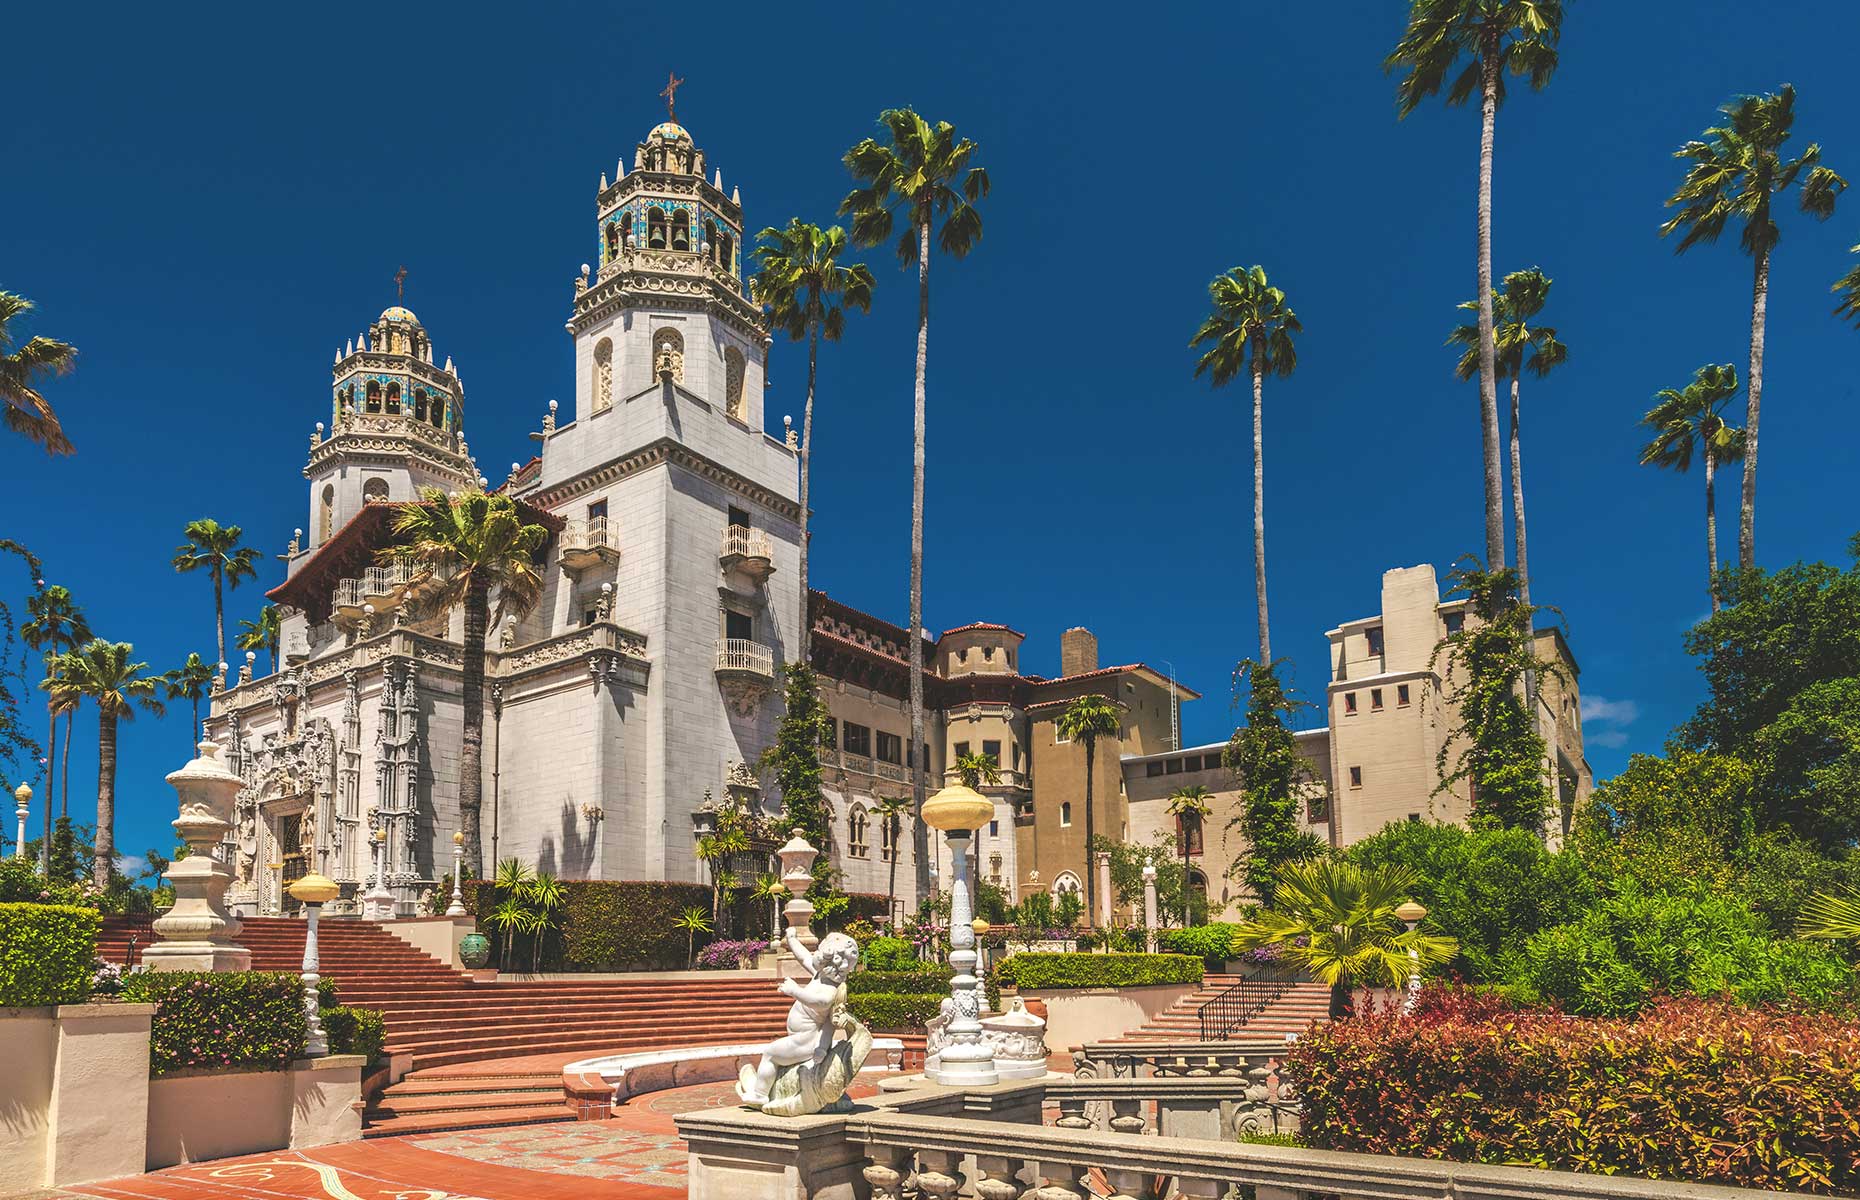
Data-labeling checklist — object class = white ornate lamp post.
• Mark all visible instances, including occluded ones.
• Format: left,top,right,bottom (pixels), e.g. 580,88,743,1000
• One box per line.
446,830,468,916
1141,857,1159,952
1395,899,1428,1016
922,782,998,1086
767,880,787,946
776,834,819,959
145,741,250,972
12,783,28,860
288,871,340,1056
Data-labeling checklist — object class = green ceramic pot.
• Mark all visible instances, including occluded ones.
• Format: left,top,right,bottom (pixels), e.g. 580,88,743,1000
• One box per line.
458,931,491,970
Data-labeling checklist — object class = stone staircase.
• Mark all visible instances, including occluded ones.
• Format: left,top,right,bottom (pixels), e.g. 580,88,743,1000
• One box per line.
99,915,793,1136
1106,975,1333,1043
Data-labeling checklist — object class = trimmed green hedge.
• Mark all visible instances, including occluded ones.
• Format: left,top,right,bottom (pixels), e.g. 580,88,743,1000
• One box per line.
1155,923,1244,962
858,937,920,972
996,952,1203,990
0,902,99,1006
847,969,952,995
323,1005,387,1064
122,971,307,1075
467,879,715,971
848,992,944,1031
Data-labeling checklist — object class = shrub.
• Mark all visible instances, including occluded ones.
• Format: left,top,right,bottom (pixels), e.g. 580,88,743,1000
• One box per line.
0,902,99,1006
847,968,952,995
1075,926,1146,953
860,936,919,972
122,971,307,1075
0,858,93,906
1155,923,1243,963
322,1005,386,1064
995,952,1202,990
1287,992,1860,1192
467,879,715,972
695,938,766,970
847,992,945,1031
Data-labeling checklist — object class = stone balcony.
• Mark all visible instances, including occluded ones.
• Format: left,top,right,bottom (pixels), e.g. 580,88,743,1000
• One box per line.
331,561,417,627
715,637,775,717
560,515,619,573
719,526,774,583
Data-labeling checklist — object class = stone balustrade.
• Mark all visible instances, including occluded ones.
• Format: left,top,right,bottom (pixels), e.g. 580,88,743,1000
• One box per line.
1072,1039,1291,1081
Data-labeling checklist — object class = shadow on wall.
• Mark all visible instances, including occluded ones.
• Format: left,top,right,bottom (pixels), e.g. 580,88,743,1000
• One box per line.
537,800,598,878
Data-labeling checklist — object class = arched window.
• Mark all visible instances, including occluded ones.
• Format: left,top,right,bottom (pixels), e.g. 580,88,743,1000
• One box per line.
879,812,898,863
364,381,382,413
1051,871,1082,898
385,383,401,415
430,396,445,428
718,231,734,273
362,478,390,504
605,222,619,260
592,338,614,412
414,389,428,423
1185,869,1209,919
723,347,746,420
848,806,869,859
671,210,690,252
621,213,633,247
1059,801,1072,828
652,328,685,384
1176,809,1204,857
703,219,717,261
318,484,335,542
647,207,667,249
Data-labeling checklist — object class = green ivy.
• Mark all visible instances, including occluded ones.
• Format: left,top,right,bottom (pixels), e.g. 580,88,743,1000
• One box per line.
122,971,307,1076
0,901,98,1006
1225,660,1324,904
995,952,1202,990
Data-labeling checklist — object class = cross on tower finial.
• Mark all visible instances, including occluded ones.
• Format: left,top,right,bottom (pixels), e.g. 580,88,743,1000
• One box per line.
393,265,408,301
660,71,684,121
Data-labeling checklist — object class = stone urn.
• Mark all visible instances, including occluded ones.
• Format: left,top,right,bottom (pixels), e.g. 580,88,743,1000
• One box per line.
458,932,491,970
144,741,250,973
980,996,1052,1081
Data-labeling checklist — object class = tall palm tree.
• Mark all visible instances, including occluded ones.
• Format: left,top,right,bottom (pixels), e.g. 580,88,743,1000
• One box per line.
1191,265,1301,661
21,585,90,853
872,794,910,926
840,109,988,892
236,604,283,676
389,488,546,877
751,220,875,660
1388,0,1564,570
163,653,215,748
1448,268,1566,610
1661,85,1845,571
0,291,78,455
1637,363,1745,613
1165,784,1214,925
43,640,164,885
1233,860,1458,1018
1055,693,1121,926
1833,244,1860,325
172,519,261,668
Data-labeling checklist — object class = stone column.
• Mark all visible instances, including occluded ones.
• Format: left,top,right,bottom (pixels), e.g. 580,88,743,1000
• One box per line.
930,827,997,1085
1095,850,1113,928
1142,857,1159,952
145,742,250,972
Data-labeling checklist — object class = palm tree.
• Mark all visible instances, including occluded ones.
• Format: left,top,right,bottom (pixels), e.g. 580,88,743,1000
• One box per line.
1662,85,1846,571
163,653,215,748
1233,860,1458,1019
172,519,261,668
1165,785,1214,926
1191,265,1301,661
1055,693,1122,925
236,604,283,676
751,220,875,660
389,488,546,877
840,109,988,889
519,871,567,973
1834,244,1860,326
698,825,750,932
1448,267,1566,610
1637,363,1745,613
1797,887,1860,941
674,905,713,969
1388,0,1564,570
43,639,164,885
22,585,90,854
872,795,910,926
0,291,78,455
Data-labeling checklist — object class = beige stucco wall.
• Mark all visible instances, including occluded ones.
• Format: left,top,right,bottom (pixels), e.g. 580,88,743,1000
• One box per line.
146,1056,363,1170
0,1003,155,1194
0,1007,57,1188
379,914,476,968
1021,981,1199,1051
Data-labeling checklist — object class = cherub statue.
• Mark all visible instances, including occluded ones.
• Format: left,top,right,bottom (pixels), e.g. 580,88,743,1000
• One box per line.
736,928,872,1115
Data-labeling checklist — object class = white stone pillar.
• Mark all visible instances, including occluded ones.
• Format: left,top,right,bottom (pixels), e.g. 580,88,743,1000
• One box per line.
930,828,997,1085
1142,857,1159,952
1095,850,1113,929
145,742,250,972
13,783,28,859
361,827,395,920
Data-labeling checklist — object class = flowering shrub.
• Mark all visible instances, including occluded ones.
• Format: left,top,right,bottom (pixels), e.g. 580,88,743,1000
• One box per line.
1287,988,1860,1192
0,901,99,1006
0,858,97,907
90,958,146,996
695,939,766,970
122,971,307,1076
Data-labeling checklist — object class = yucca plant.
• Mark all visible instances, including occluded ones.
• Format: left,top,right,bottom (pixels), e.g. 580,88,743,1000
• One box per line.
674,906,713,969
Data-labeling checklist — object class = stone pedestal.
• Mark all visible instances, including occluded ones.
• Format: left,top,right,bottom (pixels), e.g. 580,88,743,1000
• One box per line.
775,835,818,977
145,742,250,973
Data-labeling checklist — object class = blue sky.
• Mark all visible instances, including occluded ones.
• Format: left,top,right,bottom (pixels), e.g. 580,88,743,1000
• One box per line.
5,2,1859,872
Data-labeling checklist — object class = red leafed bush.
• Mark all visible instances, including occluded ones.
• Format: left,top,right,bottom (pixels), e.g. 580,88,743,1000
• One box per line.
1285,986,1860,1193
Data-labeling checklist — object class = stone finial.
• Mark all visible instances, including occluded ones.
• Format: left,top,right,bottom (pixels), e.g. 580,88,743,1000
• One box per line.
145,741,251,972
345,338,353,357
238,652,254,685
600,172,609,190
616,157,625,179
713,168,722,189
288,528,302,557
731,185,740,205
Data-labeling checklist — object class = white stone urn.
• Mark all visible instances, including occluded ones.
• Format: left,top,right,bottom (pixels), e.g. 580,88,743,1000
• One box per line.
776,835,819,960
145,741,251,972
980,997,1052,1081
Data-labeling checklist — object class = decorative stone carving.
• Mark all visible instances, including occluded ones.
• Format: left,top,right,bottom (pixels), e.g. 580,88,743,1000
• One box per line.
735,929,871,1116
718,675,768,718
146,741,251,972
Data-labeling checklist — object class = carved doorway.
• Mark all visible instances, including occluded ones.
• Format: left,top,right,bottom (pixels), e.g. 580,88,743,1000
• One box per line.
260,797,311,915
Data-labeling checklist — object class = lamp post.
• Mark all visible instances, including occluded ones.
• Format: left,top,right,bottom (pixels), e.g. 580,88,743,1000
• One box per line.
766,880,786,946
13,783,29,860
362,827,394,921
1394,899,1428,1016
921,782,998,1086
288,871,340,1056
446,830,467,916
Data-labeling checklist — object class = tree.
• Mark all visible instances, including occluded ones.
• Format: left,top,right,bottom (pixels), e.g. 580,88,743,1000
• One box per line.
872,794,910,926
1430,561,1555,832
172,519,261,668
0,291,77,455
840,108,988,888
1089,832,1202,927
1388,0,1563,570
1637,363,1745,612
768,662,834,893
674,905,712,969
43,639,164,885
236,604,283,676
1233,859,1458,1018
1165,784,1213,925
22,584,89,856
1055,693,1121,924
1661,85,1846,570
1448,267,1567,609
1223,660,1322,905
1191,265,1301,661
751,220,875,661
163,653,215,748
388,489,546,877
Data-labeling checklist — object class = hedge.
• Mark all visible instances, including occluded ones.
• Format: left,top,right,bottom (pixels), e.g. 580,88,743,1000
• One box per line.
467,879,715,971
323,1005,387,1064
122,971,307,1076
995,952,1203,990
1286,989,1860,1193
847,969,952,995
0,902,99,1006
848,992,945,1031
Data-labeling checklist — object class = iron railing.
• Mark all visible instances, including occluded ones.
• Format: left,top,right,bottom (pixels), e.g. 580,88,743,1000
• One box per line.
1197,976,1294,1040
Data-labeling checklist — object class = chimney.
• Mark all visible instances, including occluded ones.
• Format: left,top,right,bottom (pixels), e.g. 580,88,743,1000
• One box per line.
1060,627,1098,677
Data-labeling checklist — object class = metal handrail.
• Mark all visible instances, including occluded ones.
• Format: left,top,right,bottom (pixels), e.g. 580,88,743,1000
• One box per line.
1197,976,1294,1041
